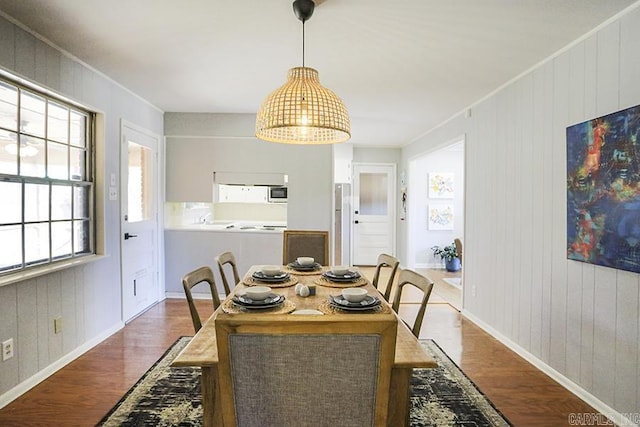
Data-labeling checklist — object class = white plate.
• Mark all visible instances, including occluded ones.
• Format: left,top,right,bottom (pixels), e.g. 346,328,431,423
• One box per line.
291,309,324,315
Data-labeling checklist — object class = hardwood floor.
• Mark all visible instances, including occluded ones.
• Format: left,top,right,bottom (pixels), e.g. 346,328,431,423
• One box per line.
0,297,600,426
419,267,462,310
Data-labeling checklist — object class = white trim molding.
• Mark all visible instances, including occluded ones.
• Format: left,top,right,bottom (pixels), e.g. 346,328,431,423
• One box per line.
0,322,124,410
462,310,639,427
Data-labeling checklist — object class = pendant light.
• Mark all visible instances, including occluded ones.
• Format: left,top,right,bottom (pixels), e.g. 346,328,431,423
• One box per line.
255,0,350,145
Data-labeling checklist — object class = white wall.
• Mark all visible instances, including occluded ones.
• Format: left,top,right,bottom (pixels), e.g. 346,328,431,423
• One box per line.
164,113,333,232
0,16,163,404
401,7,640,420
408,141,464,268
164,113,334,293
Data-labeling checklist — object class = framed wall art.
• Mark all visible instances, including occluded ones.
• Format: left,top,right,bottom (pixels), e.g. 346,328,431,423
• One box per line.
428,172,454,199
566,104,640,273
428,204,454,230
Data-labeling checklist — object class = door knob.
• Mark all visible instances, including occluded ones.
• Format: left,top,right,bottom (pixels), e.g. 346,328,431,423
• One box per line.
124,232,138,240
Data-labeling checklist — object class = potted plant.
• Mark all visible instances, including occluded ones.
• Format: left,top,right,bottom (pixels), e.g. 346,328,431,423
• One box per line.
431,242,461,272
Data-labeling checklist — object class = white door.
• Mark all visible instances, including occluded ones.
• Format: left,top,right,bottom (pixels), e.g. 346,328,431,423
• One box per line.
352,164,396,265
121,122,160,322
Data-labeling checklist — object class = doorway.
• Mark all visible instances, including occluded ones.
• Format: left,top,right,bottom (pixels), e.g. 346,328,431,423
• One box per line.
120,121,161,322
407,138,464,309
352,163,396,265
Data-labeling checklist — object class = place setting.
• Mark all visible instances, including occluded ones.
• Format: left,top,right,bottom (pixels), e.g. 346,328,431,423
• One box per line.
283,256,324,275
222,286,296,314
314,265,367,288
319,287,388,314
242,265,299,287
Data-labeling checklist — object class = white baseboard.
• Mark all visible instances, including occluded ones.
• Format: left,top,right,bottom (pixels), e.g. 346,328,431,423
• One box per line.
165,292,228,300
0,321,125,410
461,310,638,427
165,292,187,299
413,263,443,269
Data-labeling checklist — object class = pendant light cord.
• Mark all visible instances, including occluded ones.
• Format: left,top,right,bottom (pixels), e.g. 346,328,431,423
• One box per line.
302,21,306,67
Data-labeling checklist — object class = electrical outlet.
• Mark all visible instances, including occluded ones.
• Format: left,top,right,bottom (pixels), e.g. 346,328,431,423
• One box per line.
54,317,63,334
471,285,477,297
2,338,14,361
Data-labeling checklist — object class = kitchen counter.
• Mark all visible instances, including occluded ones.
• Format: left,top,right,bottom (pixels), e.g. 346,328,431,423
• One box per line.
165,221,286,233
164,223,285,296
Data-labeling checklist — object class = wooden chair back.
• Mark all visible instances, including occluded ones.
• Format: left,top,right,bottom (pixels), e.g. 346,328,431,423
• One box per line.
181,266,221,333
282,230,329,265
391,269,434,338
372,253,400,302
454,238,463,265
215,315,397,427
215,251,240,296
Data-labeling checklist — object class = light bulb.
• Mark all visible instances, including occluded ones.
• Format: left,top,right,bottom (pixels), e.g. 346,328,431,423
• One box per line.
4,142,39,157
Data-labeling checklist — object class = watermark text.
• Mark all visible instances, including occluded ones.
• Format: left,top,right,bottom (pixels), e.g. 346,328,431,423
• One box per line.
568,412,640,426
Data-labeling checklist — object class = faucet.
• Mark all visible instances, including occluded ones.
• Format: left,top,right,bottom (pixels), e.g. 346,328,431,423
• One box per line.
199,212,212,224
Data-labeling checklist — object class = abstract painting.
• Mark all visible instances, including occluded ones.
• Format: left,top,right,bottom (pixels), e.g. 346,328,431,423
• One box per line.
566,104,640,273
428,204,454,230
428,173,454,199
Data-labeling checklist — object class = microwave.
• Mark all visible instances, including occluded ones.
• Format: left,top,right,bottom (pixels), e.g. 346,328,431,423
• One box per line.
268,186,288,203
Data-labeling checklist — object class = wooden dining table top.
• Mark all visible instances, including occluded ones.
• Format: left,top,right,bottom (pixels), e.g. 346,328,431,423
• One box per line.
172,265,436,369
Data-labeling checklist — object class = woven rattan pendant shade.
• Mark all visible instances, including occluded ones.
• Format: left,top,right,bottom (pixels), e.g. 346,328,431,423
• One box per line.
255,67,350,144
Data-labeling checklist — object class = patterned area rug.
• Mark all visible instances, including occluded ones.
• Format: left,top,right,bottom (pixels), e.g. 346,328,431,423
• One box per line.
98,337,511,426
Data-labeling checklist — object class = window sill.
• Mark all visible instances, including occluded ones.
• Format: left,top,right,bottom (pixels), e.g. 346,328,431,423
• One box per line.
0,254,108,288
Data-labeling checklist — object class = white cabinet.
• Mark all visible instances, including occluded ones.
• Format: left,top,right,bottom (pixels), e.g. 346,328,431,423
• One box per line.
217,185,267,203
244,186,268,203
165,140,213,201
333,143,353,183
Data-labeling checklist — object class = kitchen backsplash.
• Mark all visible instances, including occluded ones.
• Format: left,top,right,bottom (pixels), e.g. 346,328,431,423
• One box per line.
165,202,287,226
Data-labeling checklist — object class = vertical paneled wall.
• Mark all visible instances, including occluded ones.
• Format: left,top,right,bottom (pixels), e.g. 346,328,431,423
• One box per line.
402,6,640,417
0,15,163,401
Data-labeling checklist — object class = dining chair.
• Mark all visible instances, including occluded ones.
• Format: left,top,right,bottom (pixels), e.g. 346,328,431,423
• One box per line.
215,251,241,297
454,238,463,265
215,315,397,427
371,253,400,302
391,268,434,338
282,229,329,265
181,266,221,333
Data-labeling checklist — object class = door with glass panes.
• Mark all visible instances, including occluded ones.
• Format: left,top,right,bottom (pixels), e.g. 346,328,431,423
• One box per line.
120,122,159,322
352,163,396,265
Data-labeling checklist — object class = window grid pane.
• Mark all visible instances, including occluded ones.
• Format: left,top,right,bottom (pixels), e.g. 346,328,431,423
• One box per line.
74,220,90,255
73,186,89,219
0,73,95,275
48,141,69,180
0,81,18,131
47,102,69,143
0,129,18,175
70,111,87,148
20,90,46,138
0,181,21,224
25,222,50,265
0,225,23,270
51,184,72,221
70,146,86,181
18,135,46,177
25,183,49,222
51,220,72,260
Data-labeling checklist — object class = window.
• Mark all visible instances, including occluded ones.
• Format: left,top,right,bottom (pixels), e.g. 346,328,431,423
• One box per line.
0,76,95,274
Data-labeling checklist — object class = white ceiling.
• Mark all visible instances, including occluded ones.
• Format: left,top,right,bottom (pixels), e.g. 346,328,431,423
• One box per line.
0,0,637,146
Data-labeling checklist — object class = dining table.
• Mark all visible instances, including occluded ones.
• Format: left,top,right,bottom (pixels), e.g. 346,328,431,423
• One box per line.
172,264,437,427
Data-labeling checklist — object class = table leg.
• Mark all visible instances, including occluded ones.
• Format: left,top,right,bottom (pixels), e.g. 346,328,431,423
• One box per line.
201,367,222,427
388,367,412,427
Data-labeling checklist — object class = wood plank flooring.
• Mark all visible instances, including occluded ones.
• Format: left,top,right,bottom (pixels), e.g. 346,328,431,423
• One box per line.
0,296,601,426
